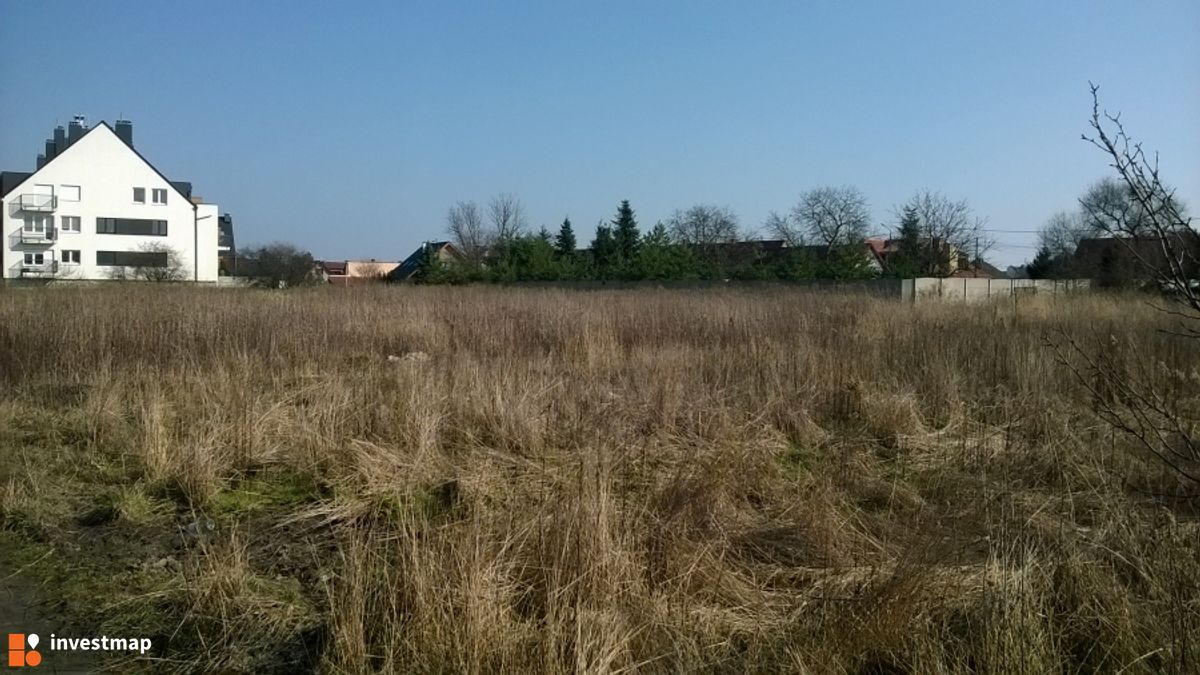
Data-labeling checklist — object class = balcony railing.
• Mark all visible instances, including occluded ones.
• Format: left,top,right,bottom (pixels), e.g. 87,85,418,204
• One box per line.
17,227,57,245
14,194,57,212
19,261,59,278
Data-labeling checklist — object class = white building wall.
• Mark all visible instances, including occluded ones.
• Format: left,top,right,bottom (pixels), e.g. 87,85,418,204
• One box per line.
2,123,219,282
195,203,220,281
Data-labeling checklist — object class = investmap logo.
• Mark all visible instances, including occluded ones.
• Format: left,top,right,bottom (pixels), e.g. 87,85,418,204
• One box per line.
6,634,41,668
5,632,152,667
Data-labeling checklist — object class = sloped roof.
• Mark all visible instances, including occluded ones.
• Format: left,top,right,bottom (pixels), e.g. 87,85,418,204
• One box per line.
316,260,348,275
1,122,195,207
0,172,34,197
392,241,457,280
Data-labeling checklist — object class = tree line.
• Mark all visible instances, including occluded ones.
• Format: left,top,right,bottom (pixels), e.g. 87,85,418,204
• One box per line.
1028,176,1192,286
419,188,992,283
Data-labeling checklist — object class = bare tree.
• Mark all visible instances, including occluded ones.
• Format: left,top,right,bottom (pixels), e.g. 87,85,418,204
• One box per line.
901,189,993,272
666,204,741,245
487,193,527,243
446,201,488,263
1038,210,1089,258
1051,84,1200,496
239,243,319,288
1080,177,1188,240
1079,177,1148,238
764,210,803,246
1081,82,1197,309
791,186,871,250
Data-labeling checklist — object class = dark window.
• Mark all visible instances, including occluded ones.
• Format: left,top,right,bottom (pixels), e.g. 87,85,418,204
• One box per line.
133,187,145,203
96,218,168,236
96,250,169,267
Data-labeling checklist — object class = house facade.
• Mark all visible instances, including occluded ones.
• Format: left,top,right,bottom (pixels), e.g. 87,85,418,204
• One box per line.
2,118,222,282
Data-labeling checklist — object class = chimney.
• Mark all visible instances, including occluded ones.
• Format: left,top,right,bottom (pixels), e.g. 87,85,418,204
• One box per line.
53,126,67,155
67,116,85,145
115,119,133,147
44,139,57,161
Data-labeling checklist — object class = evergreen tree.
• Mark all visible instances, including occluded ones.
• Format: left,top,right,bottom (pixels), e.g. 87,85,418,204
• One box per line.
886,206,926,277
637,222,698,280
774,248,820,280
1026,245,1055,279
819,244,878,280
415,242,458,284
590,225,618,280
611,200,641,265
554,217,577,258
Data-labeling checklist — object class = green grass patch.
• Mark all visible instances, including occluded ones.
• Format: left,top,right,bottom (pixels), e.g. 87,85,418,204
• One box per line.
209,471,323,517
779,445,820,478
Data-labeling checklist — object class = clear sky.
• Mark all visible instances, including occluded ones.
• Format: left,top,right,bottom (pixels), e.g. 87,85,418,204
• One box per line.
2,1,1197,267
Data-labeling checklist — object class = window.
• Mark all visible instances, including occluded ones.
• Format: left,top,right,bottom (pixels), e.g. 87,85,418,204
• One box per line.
152,188,168,205
62,250,81,264
60,216,81,233
60,185,81,201
96,218,168,236
133,187,145,204
96,250,168,267
23,214,51,233
23,252,44,266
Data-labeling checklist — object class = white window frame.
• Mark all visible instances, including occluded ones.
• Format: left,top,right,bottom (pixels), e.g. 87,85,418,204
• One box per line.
152,188,168,205
60,184,81,201
60,216,81,233
133,187,145,204
62,250,81,264
23,214,51,233
24,252,45,266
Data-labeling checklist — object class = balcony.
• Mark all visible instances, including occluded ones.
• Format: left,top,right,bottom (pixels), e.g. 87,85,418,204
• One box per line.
17,260,59,278
9,226,57,247
14,193,57,212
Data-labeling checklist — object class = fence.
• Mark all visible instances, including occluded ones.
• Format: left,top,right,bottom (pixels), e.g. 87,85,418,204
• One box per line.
901,277,1091,303
505,278,1091,302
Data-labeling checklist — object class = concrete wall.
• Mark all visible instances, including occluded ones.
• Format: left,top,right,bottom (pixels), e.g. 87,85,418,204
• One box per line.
503,278,1093,302
907,277,1091,302
505,279,905,296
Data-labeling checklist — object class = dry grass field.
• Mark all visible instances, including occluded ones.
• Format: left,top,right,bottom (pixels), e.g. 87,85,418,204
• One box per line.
0,285,1198,673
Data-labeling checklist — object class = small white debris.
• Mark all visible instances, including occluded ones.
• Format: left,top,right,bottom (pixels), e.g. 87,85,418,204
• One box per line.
388,351,431,363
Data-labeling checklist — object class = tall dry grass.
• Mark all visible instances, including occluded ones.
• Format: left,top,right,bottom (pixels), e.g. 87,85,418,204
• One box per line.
0,284,1197,674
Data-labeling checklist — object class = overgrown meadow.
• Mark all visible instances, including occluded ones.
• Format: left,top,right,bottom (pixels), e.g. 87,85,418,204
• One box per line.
1,285,1197,673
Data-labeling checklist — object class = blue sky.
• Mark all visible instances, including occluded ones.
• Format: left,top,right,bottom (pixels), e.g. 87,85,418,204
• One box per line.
1,1,1197,267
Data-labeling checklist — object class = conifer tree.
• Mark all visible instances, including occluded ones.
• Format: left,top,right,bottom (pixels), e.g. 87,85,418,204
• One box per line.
590,224,618,279
611,200,641,264
554,217,577,258
887,205,926,277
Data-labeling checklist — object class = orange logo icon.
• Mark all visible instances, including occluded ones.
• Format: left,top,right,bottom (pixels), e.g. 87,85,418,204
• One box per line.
6,633,41,667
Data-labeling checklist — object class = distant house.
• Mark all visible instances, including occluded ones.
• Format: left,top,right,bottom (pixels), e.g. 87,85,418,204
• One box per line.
316,259,399,285
1073,233,1200,286
865,236,998,278
390,241,464,282
315,260,347,282
688,239,883,273
686,239,790,268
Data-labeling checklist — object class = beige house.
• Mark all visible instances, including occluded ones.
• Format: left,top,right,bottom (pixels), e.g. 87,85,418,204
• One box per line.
316,259,399,285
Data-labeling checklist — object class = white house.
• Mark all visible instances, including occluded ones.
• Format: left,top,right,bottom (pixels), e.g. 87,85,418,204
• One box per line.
2,117,222,282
